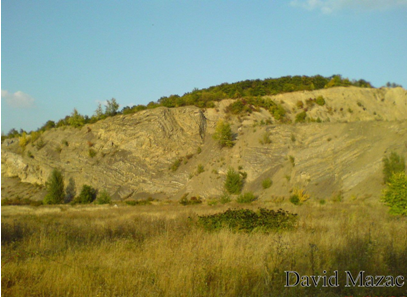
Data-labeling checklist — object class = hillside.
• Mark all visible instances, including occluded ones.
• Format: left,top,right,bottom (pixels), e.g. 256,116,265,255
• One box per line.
2,86,407,202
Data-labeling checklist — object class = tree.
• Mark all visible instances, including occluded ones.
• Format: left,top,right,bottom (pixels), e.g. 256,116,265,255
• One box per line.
381,172,407,216
105,98,119,116
44,169,65,204
213,120,234,148
68,108,85,128
383,152,405,183
224,168,243,194
75,185,97,204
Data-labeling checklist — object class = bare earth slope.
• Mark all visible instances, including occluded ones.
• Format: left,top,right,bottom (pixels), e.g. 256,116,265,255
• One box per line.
2,87,407,201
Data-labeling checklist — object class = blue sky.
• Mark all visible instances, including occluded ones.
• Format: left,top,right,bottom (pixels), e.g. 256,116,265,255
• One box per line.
2,0,407,133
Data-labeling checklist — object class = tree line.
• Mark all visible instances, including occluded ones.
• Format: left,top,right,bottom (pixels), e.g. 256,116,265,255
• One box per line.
1,74,389,140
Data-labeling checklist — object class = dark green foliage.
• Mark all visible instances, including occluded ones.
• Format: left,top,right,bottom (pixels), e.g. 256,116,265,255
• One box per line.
197,208,298,233
289,194,300,205
225,99,252,114
225,168,243,194
315,95,326,106
36,138,45,150
381,172,407,216
213,120,234,148
237,192,257,203
43,169,65,205
269,103,286,122
95,190,111,205
295,111,307,123
75,185,97,204
383,152,405,183
262,178,272,189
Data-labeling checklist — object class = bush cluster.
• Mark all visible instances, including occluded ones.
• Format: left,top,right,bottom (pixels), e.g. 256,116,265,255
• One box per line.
198,208,298,233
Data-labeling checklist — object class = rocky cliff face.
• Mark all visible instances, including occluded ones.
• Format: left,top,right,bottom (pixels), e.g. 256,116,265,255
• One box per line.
2,87,407,201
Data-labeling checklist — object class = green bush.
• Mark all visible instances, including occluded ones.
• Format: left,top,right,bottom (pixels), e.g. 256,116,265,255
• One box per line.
383,152,405,183
89,149,97,158
237,192,257,203
68,108,85,128
262,178,272,189
381,172,407,216
197,164,204,174
43,169,65,205
295,111,307,123
225,168,243,194
213,120,234,148
170,158,182,172
315,95,326,106
198,208,298,233
74,185,97,204
289,194,300,205
95,189,112,204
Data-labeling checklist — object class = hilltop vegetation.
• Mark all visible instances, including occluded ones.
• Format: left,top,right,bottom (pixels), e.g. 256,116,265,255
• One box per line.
3,74,375,140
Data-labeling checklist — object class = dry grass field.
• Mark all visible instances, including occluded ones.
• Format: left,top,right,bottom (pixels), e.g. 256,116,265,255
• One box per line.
2,199,407,296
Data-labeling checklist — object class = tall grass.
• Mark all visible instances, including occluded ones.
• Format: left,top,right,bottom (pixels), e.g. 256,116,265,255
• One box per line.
2,201,407,296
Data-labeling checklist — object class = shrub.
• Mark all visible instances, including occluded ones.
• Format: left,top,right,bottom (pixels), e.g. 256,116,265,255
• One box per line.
237,192,257,203
383,152,405,183
295,111,307,123
197,164,204,174
126,199,151,206
197,146,202,154
27,151,34,158
36,138,45,150
19,132,29,149
43,169,65,205
179,193,202,205
289,155,295,166
95,189,112,204
170,158,182,171
89,149,97,158
75,185,97,204
259,132,271,145
289,195,300,205
269,104,286,122
315,95,326,106
219,192,231,204
213,120,234,148
68,108,85,128
30,131,41,143
381,172,407,216
198,208,298,233
62,139,69,146
225,168,243,194
262,178,272,189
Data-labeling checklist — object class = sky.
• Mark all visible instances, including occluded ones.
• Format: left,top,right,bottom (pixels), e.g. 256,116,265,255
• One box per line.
1,0,407,134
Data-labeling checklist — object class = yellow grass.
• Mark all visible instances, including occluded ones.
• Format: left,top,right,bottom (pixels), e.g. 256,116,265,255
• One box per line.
2,200,407,296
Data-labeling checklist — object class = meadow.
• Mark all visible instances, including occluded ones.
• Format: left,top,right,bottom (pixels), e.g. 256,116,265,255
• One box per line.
2,199,407,296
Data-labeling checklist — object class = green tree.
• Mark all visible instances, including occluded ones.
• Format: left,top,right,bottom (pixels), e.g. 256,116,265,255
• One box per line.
68,108,85,128
44,169,65,204
105,98,120,116
213,120,234,148
225,168,243,194
95,189,112,204
383,152,405,183
75,185,97,204
381,172,407,216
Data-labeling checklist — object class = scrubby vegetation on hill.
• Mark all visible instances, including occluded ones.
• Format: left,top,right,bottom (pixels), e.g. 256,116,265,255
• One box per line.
2,74,374,141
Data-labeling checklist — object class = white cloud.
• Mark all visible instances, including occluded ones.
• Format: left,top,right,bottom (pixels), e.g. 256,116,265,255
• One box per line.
95,100,108,106
290,0,407,13
1,90,36,108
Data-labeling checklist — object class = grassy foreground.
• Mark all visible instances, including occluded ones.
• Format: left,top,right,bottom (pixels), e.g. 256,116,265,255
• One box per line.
2,200,407,296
